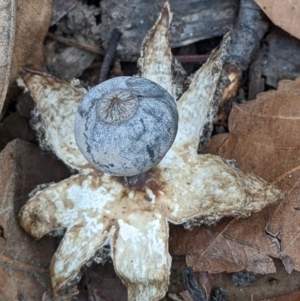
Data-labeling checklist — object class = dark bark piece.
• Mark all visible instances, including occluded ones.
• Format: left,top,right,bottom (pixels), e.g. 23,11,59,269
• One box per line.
0,139,70,300
248,50,264,100
226,0,269,70
216,0,269,125
98,29,122,83
262,27,300,88
100,0,239,61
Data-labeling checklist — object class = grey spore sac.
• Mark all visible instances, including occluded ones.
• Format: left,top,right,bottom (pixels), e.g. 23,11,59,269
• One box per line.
74,76,178,176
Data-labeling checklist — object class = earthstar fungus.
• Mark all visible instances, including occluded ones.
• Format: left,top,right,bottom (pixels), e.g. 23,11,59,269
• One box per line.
19,2,281,300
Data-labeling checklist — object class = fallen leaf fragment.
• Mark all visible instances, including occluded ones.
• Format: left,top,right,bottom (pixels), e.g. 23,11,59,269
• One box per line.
0,139,70,300
203,78,300,183
265,169,300,273
170,78,300,275
255,0,300,40
0,0,53,114
18,2,281,300
170,211,278,274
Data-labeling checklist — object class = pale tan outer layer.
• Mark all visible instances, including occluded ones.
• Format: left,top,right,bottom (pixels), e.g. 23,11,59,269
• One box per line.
19,1,281,301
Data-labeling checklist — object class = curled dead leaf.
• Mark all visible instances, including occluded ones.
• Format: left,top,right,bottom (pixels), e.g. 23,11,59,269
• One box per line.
0,0,53,114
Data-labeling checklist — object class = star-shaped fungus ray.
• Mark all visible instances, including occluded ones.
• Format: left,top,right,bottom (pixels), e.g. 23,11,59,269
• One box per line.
19,1,281,300
19,71,91,172
112,212,170,301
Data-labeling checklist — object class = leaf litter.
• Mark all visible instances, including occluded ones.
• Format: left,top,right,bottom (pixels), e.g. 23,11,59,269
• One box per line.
171,78,300,277
0,0,53,114
254,0,300,41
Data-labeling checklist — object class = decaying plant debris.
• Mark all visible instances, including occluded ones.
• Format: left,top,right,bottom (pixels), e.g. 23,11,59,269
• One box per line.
17,2,281,300
0,0,53,116
216,0,269,126
45,1,101,80
171,77,300,282
100,0,239,61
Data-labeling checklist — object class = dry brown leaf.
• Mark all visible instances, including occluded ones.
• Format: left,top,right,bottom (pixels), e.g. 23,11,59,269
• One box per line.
170,78,300,275
170,211,278,274
203,78,300,183
0,0,53,114
255,0,300,40
265,169,300,273
0,139,70,300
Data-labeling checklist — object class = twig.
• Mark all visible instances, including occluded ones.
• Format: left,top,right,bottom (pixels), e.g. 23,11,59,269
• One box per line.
183,267,207,301
98,29,122,83
0,254,47,273
46,32,104,55
175,54,209,63
226,0,269,70
46,32,209,64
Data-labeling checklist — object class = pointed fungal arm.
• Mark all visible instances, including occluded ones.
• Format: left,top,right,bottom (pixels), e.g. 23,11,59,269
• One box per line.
112,212,171,301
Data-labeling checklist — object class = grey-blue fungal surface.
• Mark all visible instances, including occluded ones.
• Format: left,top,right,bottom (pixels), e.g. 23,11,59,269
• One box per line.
74,76,178,176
